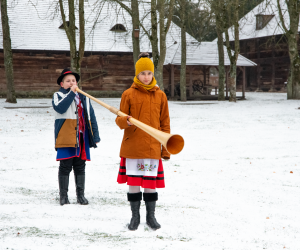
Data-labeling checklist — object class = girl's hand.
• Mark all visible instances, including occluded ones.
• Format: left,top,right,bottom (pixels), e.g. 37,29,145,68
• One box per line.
127,116,133,126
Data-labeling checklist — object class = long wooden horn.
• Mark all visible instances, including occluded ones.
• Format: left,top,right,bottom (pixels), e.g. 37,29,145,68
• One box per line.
76,88,184,155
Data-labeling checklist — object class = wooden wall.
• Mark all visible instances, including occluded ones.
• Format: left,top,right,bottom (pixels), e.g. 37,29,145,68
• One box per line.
231,35,292,91
0,50,208,98
163,65,208,97
0,51,137,97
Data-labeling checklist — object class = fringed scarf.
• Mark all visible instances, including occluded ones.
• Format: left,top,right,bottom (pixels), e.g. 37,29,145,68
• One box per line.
133,76,157,91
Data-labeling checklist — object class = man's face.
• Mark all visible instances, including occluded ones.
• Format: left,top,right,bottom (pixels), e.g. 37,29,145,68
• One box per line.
60,74,77,89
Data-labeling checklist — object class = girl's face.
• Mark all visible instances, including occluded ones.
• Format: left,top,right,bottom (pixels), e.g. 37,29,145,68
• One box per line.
137,70,153,85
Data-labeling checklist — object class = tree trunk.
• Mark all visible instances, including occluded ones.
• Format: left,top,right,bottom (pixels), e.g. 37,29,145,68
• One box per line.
286,1,300,99
211,0,225,101
155,0,165,91
180,0,186,101
0,0,17,103
59,0,85,89
131,0,140,66
224,0,239,102
229,64,237,102
68,0,77,71
216,23,225,101
151,0,160,84
277,0,300,99
287,39,300,99
151,0,174,91
77,0,85,88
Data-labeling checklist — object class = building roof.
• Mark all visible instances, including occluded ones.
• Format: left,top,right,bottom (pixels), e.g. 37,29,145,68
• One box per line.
0,0,197,52
0,0,256,67
164,42,257,66
220,0,295,41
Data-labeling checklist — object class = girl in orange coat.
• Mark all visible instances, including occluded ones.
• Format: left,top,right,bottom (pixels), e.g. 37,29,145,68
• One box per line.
115,53,170,231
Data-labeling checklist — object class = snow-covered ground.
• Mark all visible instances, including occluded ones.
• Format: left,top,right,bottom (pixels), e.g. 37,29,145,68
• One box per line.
0,93,299,250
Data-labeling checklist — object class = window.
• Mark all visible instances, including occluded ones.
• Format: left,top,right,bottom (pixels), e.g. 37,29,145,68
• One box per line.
59,21,78,29
256,14,274,30
110,24,127,32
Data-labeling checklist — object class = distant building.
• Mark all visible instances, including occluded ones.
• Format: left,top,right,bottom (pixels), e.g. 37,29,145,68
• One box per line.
225,0,297,92
0,0,256,98
0,0,197,97
164,42,256,99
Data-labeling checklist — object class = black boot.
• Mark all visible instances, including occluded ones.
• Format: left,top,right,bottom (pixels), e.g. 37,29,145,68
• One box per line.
75,174,89,205
144,192,161,230
58,175,70,206
127,192,142,230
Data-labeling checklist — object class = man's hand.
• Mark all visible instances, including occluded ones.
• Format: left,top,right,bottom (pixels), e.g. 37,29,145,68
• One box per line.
71,85,78,93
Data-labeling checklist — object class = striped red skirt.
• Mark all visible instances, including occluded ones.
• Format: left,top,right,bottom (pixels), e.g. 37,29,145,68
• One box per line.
117,157,165,189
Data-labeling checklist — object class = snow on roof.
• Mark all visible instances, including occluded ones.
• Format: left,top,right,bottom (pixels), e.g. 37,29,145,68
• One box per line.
164,42,257,66
218,0,295,41
0,0,197,52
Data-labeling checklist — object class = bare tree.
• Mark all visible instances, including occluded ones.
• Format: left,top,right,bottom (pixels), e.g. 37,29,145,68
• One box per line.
210,0,226,101
223,0,241,102
112,0,174,91
176,0,187,101
59,0,85,88
131,0,140,65
106,0,140,65
276,0,300,99
150,0,175,91
173,0,216,42
0,0,17,103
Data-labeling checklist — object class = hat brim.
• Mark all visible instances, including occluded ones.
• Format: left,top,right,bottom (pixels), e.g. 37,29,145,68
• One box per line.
57,72,80,85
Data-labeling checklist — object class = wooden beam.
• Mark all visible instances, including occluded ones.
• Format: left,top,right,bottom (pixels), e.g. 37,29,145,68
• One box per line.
171,64,174,97
225,66,228,98
271,46,275,92
237,66,244,72
256,39,261,91
242,66,246,99
203,66,207,95
189,66,194,97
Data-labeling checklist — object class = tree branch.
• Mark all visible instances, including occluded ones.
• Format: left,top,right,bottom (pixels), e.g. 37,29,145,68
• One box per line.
165,0,175,33
59,0,72,42
78,0,85,66
277,0,288,33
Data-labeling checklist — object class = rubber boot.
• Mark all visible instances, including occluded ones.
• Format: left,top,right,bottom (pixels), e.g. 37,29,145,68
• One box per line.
75,174,89,205
127,192,142,230
144,192,161,230
58,175,70,206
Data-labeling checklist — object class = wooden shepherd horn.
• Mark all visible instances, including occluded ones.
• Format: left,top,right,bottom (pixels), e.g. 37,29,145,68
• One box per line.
76,88,184,155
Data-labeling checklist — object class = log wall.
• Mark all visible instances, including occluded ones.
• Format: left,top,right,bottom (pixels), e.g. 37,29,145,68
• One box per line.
0,50,206,98
231,35,293,91
164,65,208,97
0,51,138,97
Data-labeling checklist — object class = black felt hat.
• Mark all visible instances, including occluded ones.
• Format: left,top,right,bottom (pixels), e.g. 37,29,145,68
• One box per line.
57,68,80,85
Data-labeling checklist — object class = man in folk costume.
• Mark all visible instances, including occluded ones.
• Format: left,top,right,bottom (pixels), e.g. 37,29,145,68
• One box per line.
52,68,100,206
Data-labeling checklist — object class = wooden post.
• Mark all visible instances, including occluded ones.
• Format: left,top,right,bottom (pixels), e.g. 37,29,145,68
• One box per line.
215,66,219,95
203,66,207,95
189,66,194,97
171,64,174,98
256,39,262,91
225,66,229,98
270,46,275,92
203,66,206,84
242,66,246,99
